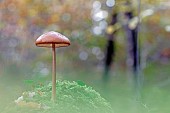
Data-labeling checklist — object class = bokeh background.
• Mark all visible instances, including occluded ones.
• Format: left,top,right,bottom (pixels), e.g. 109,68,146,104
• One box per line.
0,0,170,113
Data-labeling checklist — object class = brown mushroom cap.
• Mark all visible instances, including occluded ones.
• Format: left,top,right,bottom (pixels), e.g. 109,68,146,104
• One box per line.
35,31,70,48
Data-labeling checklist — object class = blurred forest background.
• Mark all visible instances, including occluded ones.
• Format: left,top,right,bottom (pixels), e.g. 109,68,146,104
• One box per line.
1,0,170,113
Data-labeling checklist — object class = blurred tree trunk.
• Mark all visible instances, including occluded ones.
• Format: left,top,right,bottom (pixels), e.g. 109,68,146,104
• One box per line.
123,1,141,98
103,12,117,82
124,11,138,75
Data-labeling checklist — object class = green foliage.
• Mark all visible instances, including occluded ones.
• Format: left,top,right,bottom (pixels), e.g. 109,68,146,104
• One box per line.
2,80,113,113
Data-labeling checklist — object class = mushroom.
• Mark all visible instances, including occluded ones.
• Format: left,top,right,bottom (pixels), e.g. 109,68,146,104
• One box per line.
35,31,70,101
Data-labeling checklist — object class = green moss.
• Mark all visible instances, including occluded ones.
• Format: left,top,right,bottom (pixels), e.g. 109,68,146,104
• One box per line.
3,80,113,113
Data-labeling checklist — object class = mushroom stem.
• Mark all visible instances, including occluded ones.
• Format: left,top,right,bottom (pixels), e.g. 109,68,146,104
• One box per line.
52,43,56,101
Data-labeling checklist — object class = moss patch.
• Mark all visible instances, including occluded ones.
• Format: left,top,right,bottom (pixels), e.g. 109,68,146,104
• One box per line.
3,80,113,113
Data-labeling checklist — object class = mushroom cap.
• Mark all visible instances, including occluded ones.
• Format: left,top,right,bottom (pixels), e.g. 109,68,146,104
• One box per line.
35,31,70,48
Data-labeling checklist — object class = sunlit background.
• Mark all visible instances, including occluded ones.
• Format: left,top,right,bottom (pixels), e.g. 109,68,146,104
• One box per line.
0,0,170,113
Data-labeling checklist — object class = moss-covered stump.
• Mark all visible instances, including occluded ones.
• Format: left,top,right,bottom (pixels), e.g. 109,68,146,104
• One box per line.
3,80,113,113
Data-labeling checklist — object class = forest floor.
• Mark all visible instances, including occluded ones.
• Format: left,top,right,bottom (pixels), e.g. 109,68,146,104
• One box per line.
0,62,170,113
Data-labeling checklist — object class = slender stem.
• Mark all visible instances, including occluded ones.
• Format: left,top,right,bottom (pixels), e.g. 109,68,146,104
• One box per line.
52,44,56,101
